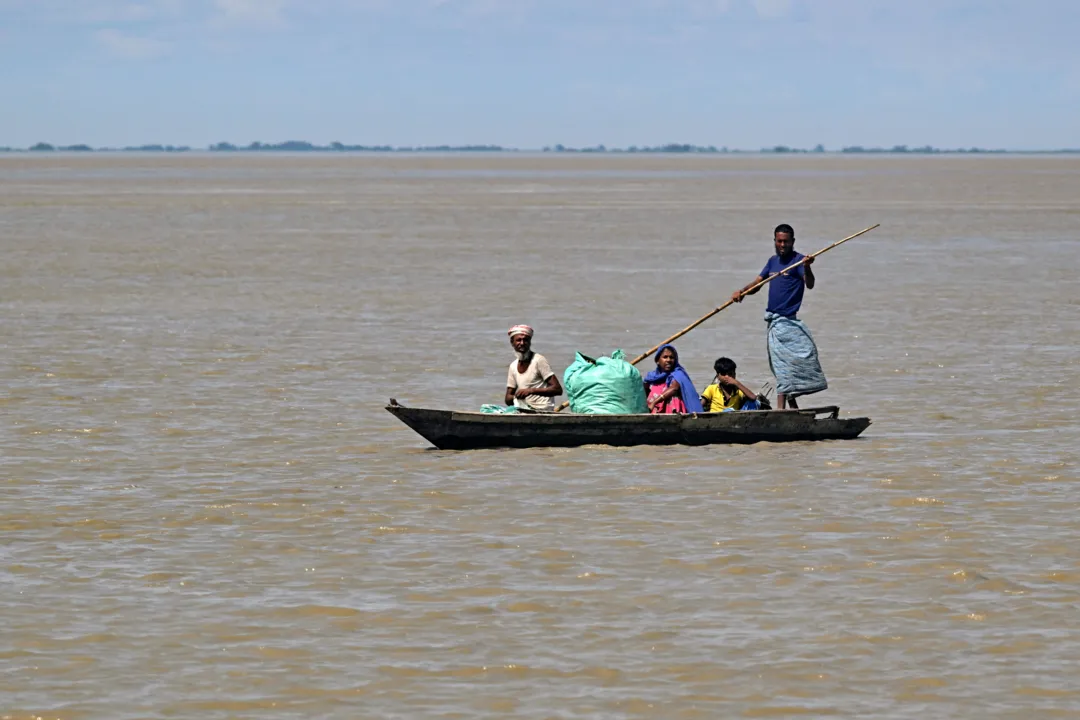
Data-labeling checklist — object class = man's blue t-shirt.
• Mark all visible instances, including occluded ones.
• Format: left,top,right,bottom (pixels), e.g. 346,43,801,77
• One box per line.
761,252,806,318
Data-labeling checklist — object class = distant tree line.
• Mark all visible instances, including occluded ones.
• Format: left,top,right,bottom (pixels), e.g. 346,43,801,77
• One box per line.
2,141,506,153
9,142,192,153
543,143,1077,154
4,141,1079,154
207,141,508,152
542,143,725,153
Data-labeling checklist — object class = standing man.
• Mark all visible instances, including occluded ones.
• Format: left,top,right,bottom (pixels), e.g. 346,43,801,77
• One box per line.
730,224,827,409
505,325,563,412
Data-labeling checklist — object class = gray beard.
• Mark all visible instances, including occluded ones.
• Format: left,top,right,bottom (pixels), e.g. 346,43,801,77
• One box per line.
515,350,534,363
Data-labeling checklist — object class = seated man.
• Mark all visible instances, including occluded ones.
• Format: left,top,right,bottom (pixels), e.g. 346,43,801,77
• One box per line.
505,325,563,412
700,357,765,412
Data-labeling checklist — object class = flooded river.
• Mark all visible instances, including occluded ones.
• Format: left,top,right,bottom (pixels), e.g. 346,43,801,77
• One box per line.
2,153,1078,718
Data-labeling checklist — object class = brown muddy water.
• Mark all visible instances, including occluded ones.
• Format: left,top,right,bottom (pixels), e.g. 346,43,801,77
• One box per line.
2,153,1078,718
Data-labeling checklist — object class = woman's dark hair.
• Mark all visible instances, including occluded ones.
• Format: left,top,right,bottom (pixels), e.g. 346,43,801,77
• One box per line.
714,357,737,376
655,344,678,362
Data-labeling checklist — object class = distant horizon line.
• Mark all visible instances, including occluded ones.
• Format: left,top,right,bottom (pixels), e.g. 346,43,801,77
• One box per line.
3,141,1080,155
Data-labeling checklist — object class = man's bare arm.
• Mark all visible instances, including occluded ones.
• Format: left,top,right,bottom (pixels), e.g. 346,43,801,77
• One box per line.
514,375,563,399
731,275,767,303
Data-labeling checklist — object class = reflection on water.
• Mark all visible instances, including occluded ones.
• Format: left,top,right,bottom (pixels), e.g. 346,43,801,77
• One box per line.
2,154,1078,719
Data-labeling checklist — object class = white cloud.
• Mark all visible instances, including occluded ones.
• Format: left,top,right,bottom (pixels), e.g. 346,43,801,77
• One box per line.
3,0,188,24
95,27,171,58
752,0,792,19
670,0,733,17
212,0,288,28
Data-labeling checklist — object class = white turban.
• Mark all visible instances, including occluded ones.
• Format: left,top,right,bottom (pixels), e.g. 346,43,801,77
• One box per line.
507,324,534,338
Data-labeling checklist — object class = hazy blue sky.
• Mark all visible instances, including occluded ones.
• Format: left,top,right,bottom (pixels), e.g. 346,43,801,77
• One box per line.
2,0,1078,149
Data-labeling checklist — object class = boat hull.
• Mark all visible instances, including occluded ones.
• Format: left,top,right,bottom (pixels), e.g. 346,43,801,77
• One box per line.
386,401,871,450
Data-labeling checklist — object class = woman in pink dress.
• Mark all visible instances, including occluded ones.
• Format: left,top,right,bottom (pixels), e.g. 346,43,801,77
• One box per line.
642,344,703,414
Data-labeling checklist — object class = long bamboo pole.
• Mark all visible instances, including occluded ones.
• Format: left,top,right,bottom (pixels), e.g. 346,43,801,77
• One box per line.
554,223,880,412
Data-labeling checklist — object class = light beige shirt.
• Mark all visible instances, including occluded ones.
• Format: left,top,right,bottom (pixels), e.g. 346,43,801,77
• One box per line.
506,353,556,411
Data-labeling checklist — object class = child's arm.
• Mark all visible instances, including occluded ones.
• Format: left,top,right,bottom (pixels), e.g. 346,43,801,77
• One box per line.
717,375,757,401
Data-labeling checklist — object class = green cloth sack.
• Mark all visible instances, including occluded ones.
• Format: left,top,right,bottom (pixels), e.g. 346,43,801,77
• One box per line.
563,349,648,414
480,404,519,414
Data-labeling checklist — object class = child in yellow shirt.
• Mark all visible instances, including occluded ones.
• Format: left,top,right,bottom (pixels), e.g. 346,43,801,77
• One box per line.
700,357,764,412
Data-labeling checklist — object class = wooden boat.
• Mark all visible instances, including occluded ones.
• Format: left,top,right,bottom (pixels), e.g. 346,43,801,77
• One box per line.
386,399,871,450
